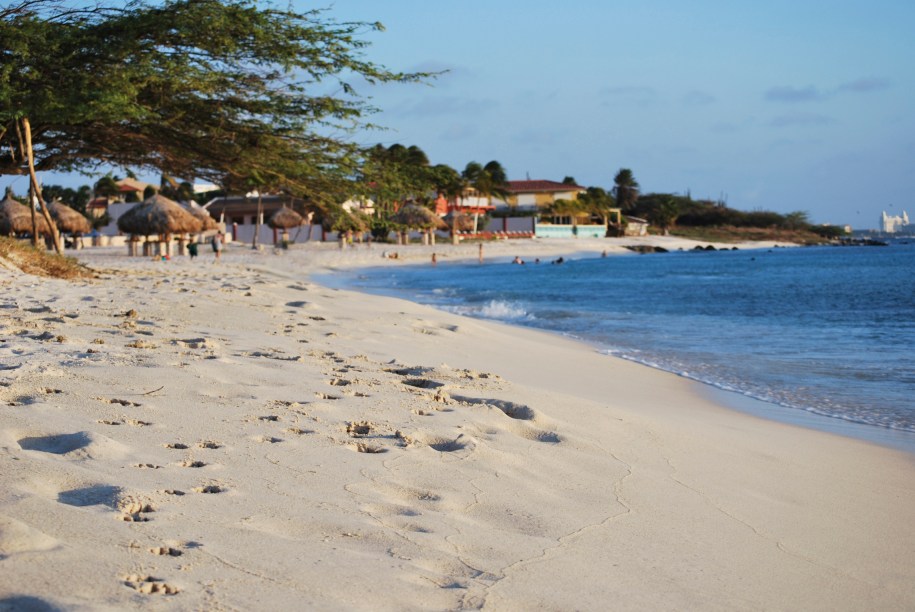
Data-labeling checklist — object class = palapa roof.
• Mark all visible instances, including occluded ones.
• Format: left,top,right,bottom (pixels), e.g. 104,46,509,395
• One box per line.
392,204,447,230
117,194,203,235
48,199,91,234
268,206,305,229
185,203,218,231
0,193,51,236
443,211,476,232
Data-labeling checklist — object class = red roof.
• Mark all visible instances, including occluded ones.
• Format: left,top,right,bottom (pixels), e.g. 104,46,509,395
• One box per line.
507,180,586,193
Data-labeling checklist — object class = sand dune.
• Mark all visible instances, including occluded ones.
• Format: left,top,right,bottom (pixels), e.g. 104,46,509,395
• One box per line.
0,239,912,610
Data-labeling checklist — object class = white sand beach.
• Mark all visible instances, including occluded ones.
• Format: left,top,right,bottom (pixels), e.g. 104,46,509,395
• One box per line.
1,237,913,611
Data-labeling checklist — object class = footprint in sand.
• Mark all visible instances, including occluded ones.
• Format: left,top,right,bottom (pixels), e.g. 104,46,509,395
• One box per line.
346,421,373,437
101,398,142,407
18,432,92,454
426,436,470,453
284,427,313,435
452,395,537,421
352,442,387,454
401,378,446,390
123,574,179,595
117,498,156,522
57,484,122,508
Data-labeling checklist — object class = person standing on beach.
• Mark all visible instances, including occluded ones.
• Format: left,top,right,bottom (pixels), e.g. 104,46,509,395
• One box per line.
212,231,224,261
478,243,484,264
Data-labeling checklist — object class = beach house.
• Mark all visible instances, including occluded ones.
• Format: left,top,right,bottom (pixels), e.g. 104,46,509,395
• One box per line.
490,180,609,238
493,180,587,212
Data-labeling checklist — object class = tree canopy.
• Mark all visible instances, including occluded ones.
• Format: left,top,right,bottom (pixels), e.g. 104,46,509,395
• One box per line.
0,0,432,195
613,168,639,212
462,160,508,206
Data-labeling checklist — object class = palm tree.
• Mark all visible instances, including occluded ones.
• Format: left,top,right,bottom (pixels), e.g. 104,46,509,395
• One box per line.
613,168,639,212
578,186,617,227
547,198,587,228
462,160,509,208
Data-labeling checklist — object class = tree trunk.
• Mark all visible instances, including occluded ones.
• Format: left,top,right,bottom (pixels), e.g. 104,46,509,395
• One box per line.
21,117,62,253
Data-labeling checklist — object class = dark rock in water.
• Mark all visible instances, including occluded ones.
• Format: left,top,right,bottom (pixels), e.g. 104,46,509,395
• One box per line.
835,238,889,247
704,245,717,251
625,245,668,254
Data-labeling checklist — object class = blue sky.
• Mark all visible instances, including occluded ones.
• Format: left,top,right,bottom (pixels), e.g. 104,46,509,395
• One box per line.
20,0,915,228
319,0,914,227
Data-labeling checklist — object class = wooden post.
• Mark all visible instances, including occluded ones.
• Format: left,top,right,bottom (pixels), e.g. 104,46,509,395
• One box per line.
20,117,62,253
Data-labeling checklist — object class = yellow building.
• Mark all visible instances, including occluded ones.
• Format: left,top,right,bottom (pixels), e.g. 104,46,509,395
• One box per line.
494,180,587,211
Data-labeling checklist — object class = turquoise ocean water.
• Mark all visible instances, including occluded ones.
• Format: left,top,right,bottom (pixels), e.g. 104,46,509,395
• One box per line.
332,242,915,452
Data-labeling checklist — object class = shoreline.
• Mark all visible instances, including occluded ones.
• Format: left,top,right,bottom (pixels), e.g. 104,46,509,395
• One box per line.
1,240,913,609
312,239,915,456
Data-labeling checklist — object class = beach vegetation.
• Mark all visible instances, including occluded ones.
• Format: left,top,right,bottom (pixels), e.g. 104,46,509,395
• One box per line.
41,184,91,215
645,195,681,235
577,186,617,226
0,236,93,278
359,144,441,212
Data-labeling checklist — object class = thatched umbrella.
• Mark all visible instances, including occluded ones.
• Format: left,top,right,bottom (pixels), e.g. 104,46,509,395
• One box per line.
0,192,50,236
443,211,475,232
442,211,477,245
391,204,447,245
318,205,369,248
267,206,304,247
117,194,202,257
268,206,304,230
185,203,218,231
48,199,91,235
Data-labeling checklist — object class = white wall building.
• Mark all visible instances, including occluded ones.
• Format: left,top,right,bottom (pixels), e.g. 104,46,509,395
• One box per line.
881,210,909,233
